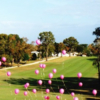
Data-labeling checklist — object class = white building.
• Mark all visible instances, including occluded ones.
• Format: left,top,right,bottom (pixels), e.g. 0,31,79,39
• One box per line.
31,51,40,56
52,52,78,57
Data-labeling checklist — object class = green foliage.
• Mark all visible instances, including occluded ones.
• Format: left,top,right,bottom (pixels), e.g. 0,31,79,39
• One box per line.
76,44,88,53
93,56,100,82
85,49,92,56
76,45,84,52
37,44,45,58
93,27,100,38
54,42,59,55
92,27,100,82
48,44,55,56
0,34,8,56
63,37,78,52
38,31,55,61
58,42,66,52
0,34,34,67
80,44,88,48
1,54,13,63
39,31,55,45
23,53,29,61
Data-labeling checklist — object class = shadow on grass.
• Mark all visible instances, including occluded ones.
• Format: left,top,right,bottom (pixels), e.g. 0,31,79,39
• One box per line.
87,58,97,62
4,77,100,99
86,98,100,100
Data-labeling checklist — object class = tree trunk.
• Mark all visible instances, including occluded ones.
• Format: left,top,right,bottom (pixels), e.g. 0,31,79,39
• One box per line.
69,51,71,57
17,59,20,67
57,53,58,57
11,58,14,67
99,72,100,83
98,66,100,83
98,55,100,83
46,47,48,61
17,62,20,67
61,52,62,57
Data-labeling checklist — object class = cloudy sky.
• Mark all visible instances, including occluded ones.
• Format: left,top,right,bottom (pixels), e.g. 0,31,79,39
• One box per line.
0,0,100,44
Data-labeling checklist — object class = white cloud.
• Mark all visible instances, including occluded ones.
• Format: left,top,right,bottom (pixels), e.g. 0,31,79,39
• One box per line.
44,0,100,19
0,21,35,29
43,0,67,6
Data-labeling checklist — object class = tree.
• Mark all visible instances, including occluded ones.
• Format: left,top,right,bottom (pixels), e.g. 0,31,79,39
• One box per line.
12,35,25,66
37,44,45,59
23,53,29,61
76,44,89,55
92,27,100,83
76,45,84,53
0,33,36,67
8,34,33,67
38,31,55,61
48,44,55,57
0,34,8,57
58,42,66,57
0,34,14,66
65,46,70,52
63,37,79,52
88,44,98,55
54,42,59,56
93,27,100,38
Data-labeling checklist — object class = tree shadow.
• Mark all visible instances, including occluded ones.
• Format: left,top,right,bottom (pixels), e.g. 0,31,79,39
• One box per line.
4,77,100,99
86,98,100,100
87,57,97,62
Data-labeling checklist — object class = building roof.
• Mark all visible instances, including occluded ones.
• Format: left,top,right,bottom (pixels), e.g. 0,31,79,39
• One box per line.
31,51,39,53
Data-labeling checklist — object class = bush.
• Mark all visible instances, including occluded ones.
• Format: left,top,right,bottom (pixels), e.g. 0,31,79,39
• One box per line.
23,53,29,61
1,54,13,63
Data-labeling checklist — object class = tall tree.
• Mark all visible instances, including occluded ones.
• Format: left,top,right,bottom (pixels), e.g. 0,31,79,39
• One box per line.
76,44,88,53
0,34,8,56
38,31,55,61
76,45,84,53
48,44,55,57
93,27,100,38
0,33,36,67
54,42,59,56
37,44,45,59
63,37,79,52
92,27,100,83
9,34,25,67
8,34,33,67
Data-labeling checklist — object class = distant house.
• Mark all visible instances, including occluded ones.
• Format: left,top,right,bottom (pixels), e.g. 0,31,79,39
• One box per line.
52,52,78,57
82,54,87,57
58,53,69,57
31,51,39,56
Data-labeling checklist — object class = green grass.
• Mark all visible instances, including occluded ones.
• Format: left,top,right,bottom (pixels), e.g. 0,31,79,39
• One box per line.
0,56,100,100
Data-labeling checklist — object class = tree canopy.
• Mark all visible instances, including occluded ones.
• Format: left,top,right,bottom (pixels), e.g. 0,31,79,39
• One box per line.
92,27,100,83
0,34,35,67
93,27,100,38
63,37,79,52
38,31,55,61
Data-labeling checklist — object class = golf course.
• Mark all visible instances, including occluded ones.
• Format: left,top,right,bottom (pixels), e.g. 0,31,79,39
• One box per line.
0,56,100,100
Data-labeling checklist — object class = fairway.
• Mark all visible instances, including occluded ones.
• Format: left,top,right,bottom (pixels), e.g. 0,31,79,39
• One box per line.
0,56,100,100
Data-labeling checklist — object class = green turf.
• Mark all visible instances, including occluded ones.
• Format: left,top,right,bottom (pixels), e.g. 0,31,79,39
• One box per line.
0,56,100,100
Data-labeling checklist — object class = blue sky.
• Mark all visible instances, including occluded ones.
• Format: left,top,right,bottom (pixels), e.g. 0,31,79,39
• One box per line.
0,0,100,44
